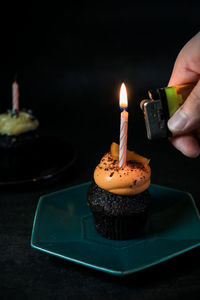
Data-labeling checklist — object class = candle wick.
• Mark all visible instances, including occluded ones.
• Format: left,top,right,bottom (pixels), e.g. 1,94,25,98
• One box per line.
13,73,18,83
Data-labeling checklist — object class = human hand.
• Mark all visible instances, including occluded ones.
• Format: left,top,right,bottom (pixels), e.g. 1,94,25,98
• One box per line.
167,32,200,158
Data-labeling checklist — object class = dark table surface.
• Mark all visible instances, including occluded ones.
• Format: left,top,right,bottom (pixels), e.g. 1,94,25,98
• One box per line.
1,2,200,299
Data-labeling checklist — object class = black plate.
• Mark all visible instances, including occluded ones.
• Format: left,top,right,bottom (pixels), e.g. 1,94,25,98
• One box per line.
0,136,76,186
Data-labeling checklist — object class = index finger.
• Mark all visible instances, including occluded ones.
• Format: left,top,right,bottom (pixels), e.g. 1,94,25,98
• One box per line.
168,32,200,86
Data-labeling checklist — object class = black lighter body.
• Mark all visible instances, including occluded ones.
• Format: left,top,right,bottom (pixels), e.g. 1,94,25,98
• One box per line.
140,82,197,140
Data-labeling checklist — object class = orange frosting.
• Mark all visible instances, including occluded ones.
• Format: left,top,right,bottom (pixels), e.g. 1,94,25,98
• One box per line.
94,152,151,196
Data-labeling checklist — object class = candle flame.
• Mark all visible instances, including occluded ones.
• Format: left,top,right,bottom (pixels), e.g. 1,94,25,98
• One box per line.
119,83,128,110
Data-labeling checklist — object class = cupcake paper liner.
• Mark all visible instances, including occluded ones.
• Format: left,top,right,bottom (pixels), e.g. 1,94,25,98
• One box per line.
92,211,148,240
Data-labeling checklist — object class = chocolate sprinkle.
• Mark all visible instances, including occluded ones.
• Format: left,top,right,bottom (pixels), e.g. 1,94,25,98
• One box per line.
97,153,148,176
110,172,114,177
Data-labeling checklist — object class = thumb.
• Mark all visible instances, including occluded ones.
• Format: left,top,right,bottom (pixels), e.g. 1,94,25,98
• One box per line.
168,80,200,134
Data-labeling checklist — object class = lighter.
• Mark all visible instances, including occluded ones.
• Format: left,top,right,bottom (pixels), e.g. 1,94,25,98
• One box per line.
140,81,197,140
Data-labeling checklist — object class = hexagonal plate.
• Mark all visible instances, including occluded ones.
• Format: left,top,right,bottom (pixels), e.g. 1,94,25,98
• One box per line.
31,182,200,275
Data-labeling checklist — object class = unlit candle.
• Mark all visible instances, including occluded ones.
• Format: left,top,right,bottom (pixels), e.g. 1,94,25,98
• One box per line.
12,81,19,111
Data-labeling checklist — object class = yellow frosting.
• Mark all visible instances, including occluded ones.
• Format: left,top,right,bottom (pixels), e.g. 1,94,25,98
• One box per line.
94,152,151,196
0,112,39,136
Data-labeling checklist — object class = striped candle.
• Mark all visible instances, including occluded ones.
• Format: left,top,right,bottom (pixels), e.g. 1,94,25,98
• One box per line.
12,81,19,111
119,83,128,168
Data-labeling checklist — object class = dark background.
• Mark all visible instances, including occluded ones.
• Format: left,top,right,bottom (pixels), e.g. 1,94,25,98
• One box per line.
1,1,200,299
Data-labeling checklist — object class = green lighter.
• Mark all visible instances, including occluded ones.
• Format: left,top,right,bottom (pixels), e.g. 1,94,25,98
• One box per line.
140,81,197,140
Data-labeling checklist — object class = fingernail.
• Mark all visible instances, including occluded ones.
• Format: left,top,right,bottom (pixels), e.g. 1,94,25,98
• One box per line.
167,109,188,132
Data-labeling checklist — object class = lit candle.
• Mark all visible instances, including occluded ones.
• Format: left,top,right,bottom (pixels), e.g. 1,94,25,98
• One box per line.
12,81,19,111
119,83,128,168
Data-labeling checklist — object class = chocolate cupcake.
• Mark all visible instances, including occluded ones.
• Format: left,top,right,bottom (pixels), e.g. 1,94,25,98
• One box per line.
87,143,151,240
0,109,39,149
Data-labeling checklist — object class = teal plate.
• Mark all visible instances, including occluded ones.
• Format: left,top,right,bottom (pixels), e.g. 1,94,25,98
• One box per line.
31,183,200,276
